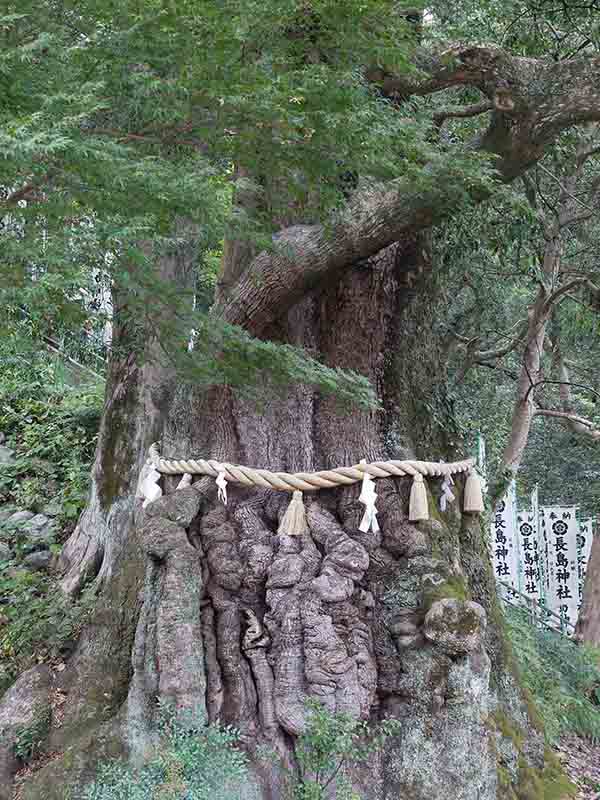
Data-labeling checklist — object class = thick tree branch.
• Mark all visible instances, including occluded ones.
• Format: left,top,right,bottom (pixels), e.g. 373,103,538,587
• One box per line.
372,46,600,136
534,408,600,439
544,276,600,309
217,179,470,332
433,101,493,127
544,276,590,309
525,378,600,405
536,163,597,217
473,361,519,381
217,46,600,334
476,321,529,361
452,320,527,384
538,344,600,441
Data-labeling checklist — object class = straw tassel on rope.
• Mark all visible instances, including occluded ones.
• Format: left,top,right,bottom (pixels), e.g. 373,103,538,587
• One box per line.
463,468,485,513
409,473,429,521
278,490,308,536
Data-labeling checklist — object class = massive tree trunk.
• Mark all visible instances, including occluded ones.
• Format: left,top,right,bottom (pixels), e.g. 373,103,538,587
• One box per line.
15,233,550,800
34,232,199,759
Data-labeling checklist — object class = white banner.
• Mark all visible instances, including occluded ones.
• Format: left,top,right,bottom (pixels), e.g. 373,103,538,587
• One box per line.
577,518,595,609
491,480,520,594
516,507,540,600
540,507,579,630
531,486,543,601
488,467,592,633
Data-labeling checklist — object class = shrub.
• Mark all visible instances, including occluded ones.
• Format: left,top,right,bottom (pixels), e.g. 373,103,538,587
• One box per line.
13,707,52,763
256,699,400,800
507,606,600,743
0,334,101,692
84,704,251,800
0,565,94,693
0,332,102,533
291,700,400,800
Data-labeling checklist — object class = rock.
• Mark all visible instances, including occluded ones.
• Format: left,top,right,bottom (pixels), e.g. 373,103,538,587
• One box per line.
0,446,15,466
23,551,53,571
423,599,487,656
24,514,51,532
6,510,34,527
23,529,56,553
0,542,11,561
22,515,56,552
42,500,62,518
0,509,14,525
22,521,55,552
0,665,52,800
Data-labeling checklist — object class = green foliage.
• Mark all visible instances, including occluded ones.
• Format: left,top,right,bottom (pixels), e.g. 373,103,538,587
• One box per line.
262,699,400,800
0,0,442,404
85,700,398,800
507,607,600,744
0,564,94,693
84,704,250,800
13,707,52,764
0,333,99,692
433,140,600,514
0,331,102,525
427,0,600,59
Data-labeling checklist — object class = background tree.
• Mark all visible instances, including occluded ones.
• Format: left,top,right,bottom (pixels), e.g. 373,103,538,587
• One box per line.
434,126,600,644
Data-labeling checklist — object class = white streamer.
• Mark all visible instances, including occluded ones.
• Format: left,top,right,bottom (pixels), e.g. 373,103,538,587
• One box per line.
216,471,228,505
358,460,380,533
440,473,455,512
137,461,163,508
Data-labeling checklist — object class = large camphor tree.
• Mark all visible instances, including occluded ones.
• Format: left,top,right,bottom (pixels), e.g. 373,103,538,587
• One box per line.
2,1,600,798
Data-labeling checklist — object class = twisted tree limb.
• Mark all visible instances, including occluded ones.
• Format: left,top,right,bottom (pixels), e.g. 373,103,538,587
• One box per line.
217,47,600,336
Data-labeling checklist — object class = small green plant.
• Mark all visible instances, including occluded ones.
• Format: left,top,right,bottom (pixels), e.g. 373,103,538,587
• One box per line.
13,707,52,763
0,566,95,693
263,700,400,800
507,606,600,743
84,703,252,800
0,333,102,692
0,332,102,534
